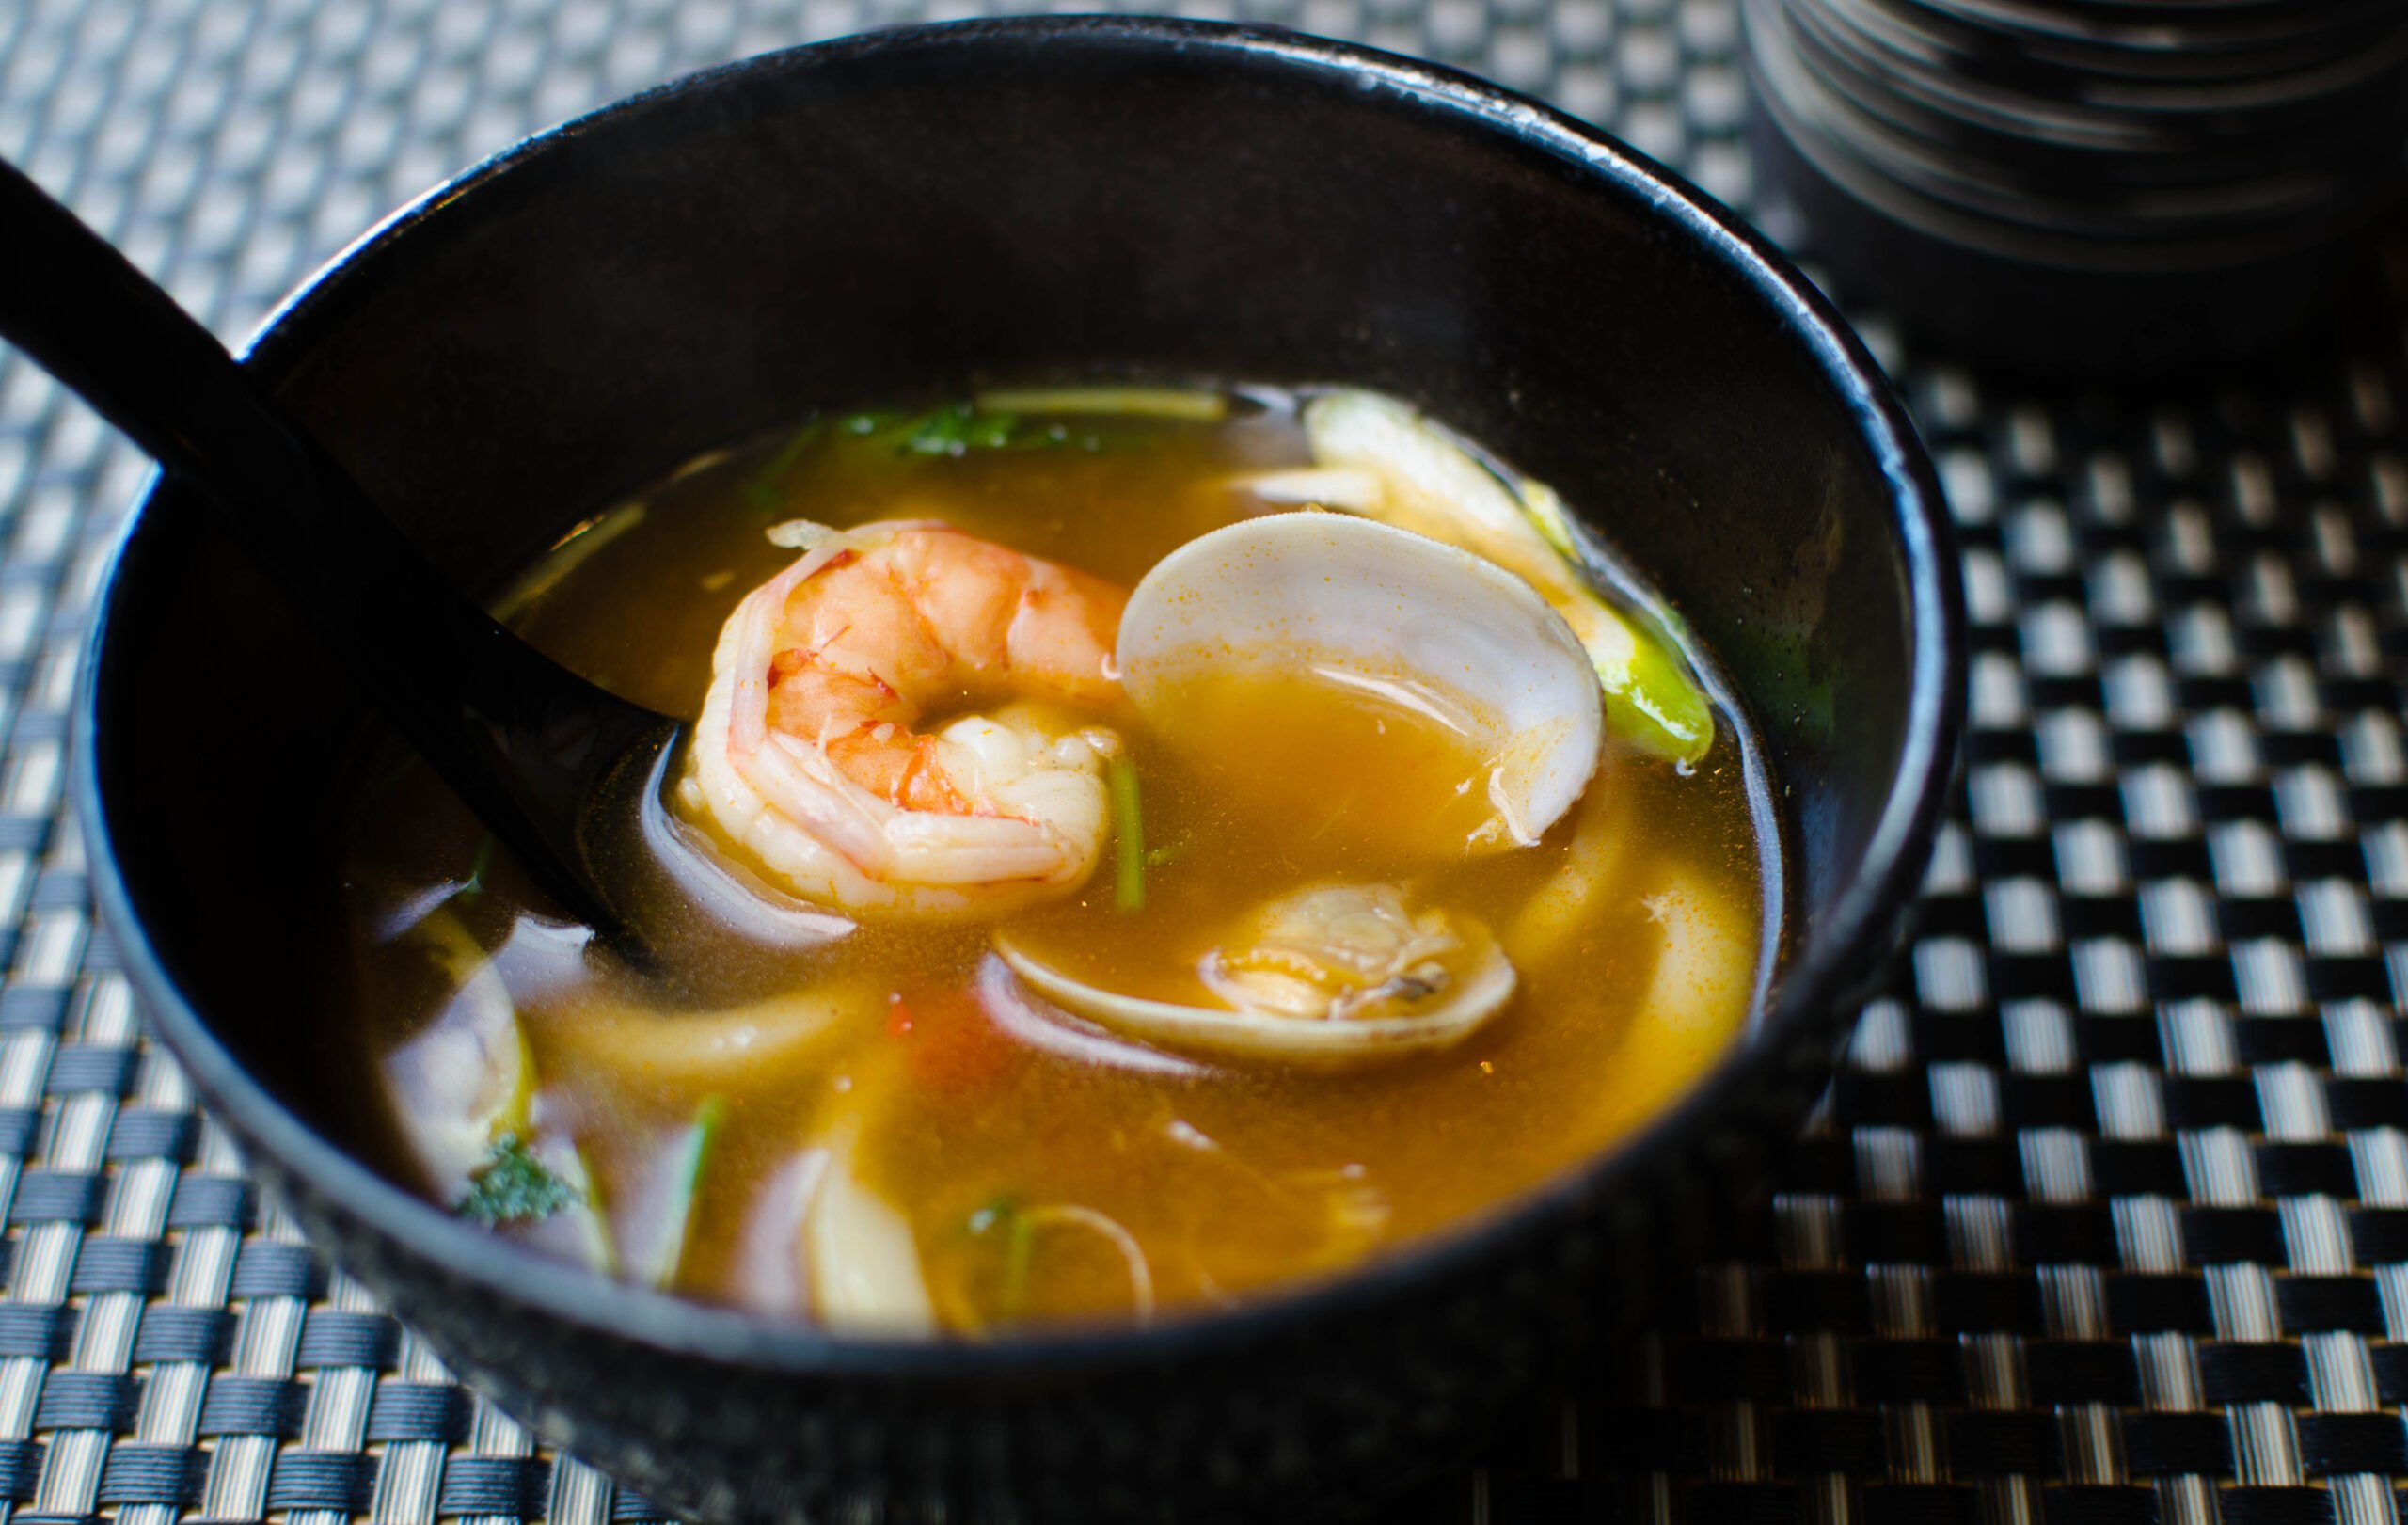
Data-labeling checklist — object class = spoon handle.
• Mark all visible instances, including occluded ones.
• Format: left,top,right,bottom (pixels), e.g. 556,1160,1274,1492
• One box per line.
0,156,670,929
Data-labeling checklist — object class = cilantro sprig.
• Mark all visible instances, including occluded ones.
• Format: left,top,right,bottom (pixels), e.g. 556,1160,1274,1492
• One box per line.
455,1133,580,1226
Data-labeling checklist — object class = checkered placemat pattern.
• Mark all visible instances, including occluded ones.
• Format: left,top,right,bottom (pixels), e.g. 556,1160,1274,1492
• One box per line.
4,1,2407,1521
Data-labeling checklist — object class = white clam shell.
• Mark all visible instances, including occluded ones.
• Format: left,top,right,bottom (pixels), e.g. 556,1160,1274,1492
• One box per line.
1116,512,1606,849
993,924,1515,1070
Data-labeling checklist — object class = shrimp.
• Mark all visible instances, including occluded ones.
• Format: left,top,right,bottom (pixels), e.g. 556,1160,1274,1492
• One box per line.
679,520,1129,917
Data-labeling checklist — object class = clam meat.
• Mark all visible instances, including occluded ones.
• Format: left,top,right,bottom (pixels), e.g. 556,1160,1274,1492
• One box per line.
998,882,1515,1069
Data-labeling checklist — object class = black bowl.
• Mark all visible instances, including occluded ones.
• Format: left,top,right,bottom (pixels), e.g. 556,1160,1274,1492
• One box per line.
75,18,1962,1523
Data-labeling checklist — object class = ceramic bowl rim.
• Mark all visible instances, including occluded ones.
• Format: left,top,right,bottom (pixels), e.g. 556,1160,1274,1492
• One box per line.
74,14,1965,1381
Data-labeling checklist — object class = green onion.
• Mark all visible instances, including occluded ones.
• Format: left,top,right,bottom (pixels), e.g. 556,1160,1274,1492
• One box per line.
1108,755,1145,913
457,834,496,901
971,386,1228,421
1002,1211,1038,1316
649,1093,729,1290
568,1141,618,1278
1614,633,1716,766
968,1195,1039,1320
739,417,827,509
967,1194,1019,1236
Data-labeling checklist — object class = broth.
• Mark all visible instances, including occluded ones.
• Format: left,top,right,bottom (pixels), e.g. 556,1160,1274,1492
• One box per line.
340,387,1781,1334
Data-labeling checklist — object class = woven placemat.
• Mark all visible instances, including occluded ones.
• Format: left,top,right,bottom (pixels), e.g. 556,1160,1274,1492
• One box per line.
6,1,2408,1521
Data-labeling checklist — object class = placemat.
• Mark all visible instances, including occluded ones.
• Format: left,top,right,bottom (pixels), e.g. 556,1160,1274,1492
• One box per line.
4,1,2406,1522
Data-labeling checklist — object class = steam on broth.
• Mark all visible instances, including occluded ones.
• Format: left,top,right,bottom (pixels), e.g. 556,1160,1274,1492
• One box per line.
341,386,1780,1335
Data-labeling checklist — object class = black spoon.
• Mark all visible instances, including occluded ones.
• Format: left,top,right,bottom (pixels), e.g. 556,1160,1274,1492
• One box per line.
1,157,700,957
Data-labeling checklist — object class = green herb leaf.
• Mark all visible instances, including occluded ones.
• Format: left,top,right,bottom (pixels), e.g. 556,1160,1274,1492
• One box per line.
896,403,1021,456
900,404,972,455
816,399,1157,462
456,1133,580,1226
1108,755,1145,913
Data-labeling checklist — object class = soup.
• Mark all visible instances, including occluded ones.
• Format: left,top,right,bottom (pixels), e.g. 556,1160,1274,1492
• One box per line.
340,386,1782,1334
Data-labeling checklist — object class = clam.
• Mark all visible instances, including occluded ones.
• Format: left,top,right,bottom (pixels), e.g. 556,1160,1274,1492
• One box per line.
997,882,1516,1069
1117,511,1606,851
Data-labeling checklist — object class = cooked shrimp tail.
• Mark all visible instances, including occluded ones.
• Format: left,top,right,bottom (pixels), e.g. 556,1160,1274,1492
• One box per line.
682,520,1130,918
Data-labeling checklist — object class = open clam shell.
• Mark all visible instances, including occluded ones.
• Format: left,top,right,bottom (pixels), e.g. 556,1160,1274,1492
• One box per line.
994,888,1516,1070
1117,512,1606,850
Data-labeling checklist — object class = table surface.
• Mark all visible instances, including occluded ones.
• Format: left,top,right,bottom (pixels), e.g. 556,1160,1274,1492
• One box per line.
5,1,2408,1522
